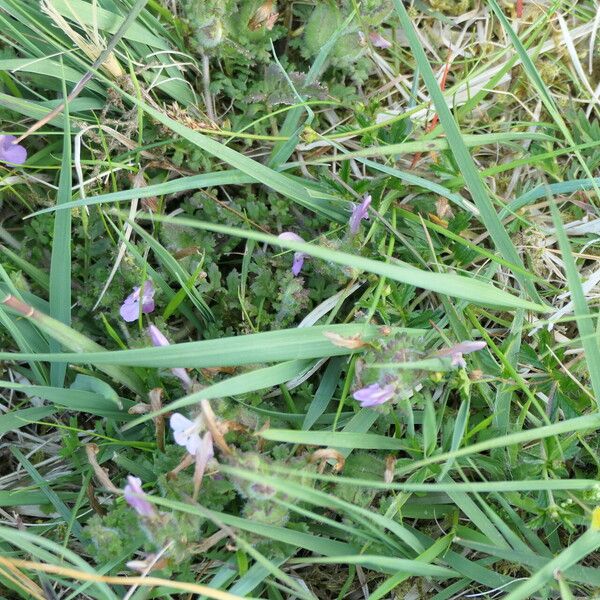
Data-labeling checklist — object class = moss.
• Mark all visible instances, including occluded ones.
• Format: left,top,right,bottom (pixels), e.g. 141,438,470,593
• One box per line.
428,0,471,16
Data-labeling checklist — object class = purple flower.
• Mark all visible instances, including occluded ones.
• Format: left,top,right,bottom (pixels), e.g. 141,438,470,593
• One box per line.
0,135,27,165
369,32,392,49
278,232,308,276
170,413,205,454
353,383,395,408
434,341,487,368
123,475,156,518
120,280,155,322
147,324,193,390
349,195,371,234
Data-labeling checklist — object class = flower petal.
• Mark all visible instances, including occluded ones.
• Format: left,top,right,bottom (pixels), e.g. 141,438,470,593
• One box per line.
0,135,27,165
349,195,371,234
172,367,193,391
148,324,169,347
141,299,155,314
451,341,487,354
369,31,392,49
123,475,155,518
183,432,203,455
169,412,195,434
353,383,395,407
278,231,304,243
292,252,305,276
141,281,155,314
119,299,140,322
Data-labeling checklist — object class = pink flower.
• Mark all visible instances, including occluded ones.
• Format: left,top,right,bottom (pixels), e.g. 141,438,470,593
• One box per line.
123,476,156,518
120,280,155,322
434,341,487,368
353,383,395,408
349,195,371,234
0,135,27,165
278,232,308,276
147,324,192,390
369,31,392,49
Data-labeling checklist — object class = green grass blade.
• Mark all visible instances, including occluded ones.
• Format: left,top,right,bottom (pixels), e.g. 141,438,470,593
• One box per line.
48,75,71,387
0,323,419,369
0,406,56,437
260,429,410,450
29,170,253,217
303,356,344,430
126,360,311,429
131,214,549,311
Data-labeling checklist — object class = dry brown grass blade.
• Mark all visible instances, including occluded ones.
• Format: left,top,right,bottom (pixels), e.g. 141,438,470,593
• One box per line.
0,562,45,600
0,557,248,600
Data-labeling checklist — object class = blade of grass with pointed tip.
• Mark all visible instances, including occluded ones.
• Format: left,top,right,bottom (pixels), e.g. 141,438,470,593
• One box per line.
0,323,419,370
28,170,253,218
392,0,540,303
125,359,311,429
48,73,71,387
0,380,125,417
502,177,600,218
130,214,549,312
303,356,344,430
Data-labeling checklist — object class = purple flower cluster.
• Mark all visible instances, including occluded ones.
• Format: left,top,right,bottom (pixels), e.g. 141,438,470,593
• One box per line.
277,195,372,275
